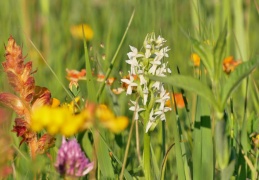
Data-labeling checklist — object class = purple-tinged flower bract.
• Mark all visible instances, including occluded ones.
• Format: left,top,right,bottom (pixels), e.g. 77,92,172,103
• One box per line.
55,138,94,177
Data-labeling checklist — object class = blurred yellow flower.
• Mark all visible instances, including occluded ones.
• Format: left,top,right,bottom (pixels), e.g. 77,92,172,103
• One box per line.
96,104,129,133
70,24,94,40
191,53,200,67
51,98,60,108
31,106,90,137
31,102,129,136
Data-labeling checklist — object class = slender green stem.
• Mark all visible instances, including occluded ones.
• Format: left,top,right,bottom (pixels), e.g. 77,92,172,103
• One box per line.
143,109,151,180
119,113,136,180
97,9,135,101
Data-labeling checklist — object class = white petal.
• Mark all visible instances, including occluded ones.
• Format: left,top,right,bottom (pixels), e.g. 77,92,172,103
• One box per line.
145,121,153,133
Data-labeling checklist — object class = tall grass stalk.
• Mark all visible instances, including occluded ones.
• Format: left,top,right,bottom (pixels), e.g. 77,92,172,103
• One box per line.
97,9,135,101
143,109,151,180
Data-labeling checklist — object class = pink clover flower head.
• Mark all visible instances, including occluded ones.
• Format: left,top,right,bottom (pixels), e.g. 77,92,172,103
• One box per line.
55,138,94,177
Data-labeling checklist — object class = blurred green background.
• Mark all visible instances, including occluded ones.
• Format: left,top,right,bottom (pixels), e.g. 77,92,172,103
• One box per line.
1,0,259,179
2,0,258,99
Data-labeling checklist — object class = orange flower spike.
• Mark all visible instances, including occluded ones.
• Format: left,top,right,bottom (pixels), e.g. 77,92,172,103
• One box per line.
0,93,27,117
191,53,200,67
31,86,52,111
66,68,86,82
2,36,35,103
165,93,185,109
223,56,242,74
36,134,56,154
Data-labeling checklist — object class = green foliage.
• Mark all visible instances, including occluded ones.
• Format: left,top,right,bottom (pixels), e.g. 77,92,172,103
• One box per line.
1,0,259,179
220,57,259,110
149,75,219,111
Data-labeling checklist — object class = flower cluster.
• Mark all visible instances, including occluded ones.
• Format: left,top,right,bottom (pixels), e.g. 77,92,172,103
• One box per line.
55,138,94,177
31,99,129,136
0,36,55,158
121,33,172,132
31,105,90,137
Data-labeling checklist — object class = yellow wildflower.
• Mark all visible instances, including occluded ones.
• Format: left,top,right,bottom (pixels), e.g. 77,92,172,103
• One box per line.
70,24,94,40
191,53,200,67
103,116,129,134
96,104,129,133
51,98,60,108
31,106,89,137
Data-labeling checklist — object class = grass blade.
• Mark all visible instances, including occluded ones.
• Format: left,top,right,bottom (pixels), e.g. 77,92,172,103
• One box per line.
97,9,135,101
220,56,259,109
83,27,97,103
149,75,219,111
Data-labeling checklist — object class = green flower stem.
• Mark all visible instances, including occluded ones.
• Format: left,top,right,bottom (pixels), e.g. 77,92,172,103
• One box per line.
144,109,151,180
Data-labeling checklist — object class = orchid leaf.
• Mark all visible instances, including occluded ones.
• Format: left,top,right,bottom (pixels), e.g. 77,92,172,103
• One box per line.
190,37,214,79
149,75,219,111
213,25,227,81
220,56,259,110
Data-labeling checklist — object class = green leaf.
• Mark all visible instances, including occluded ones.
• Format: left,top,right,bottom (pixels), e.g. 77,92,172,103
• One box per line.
215,120,229,169
95,131,115,179
193,69,213,180
96,131,133,180
150,145,160,180
149,75,219,111
168,92,186,180
220,160,235,180
213,25,227,81
192,98,202,180
190,37,214,78
83,27,97,103
200,115,214,180
220,56,259,110
97,9,135,101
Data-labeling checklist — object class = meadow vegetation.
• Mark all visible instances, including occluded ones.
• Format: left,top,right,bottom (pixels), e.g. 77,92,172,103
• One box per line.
1,0,259,179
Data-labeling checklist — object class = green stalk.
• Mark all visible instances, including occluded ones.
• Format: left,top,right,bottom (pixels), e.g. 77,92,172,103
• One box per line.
170,90,186,180
143,109,151,180
96,9,135,101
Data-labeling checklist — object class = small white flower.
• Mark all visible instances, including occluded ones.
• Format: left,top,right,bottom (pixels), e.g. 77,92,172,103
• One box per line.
129,100,145,120
155,36,166,48
149,60,161,75
145,121,154,133
154,47,170,62
156,87,170,110
127,46,143,60
126,58,139,74
142,85,149,105
152,81,161,90
121,74,138,95
137,69,147,85
149,108,156,121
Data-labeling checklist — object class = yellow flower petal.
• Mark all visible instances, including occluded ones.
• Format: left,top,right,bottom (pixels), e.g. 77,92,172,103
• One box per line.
102,116,129,133
191,53,200,67
70,24,94,40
